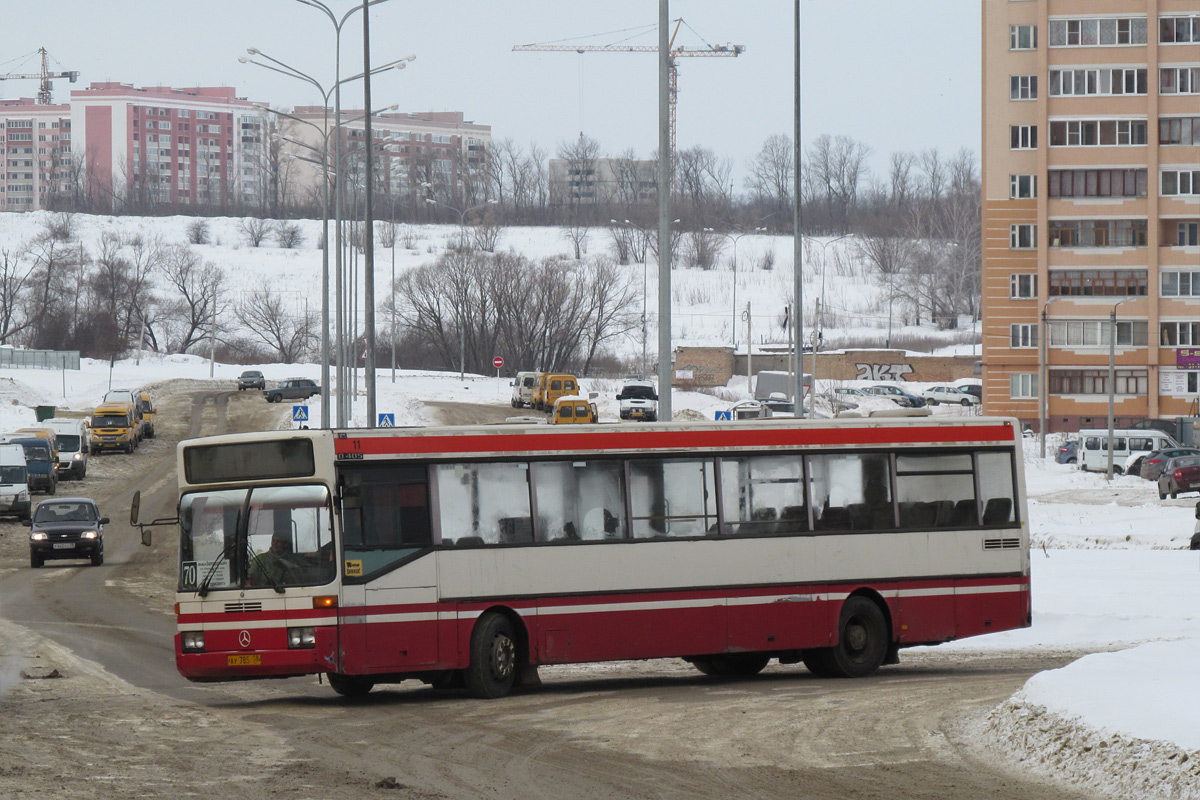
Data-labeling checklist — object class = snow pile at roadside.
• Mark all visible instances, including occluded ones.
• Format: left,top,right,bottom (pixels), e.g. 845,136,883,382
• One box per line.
986,640,1200,800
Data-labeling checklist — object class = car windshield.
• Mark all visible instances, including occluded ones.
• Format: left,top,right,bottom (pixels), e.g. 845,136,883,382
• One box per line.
35,503,95,523
56,435,81,451
241,371,261,378
1172,457,1200,468
0,465,25,483
623,385,655,400
178,484,336,593
93,415,128,428
19,444,50,462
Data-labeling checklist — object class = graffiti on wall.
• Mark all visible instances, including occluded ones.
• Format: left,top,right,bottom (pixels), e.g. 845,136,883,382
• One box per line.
856,363,914,382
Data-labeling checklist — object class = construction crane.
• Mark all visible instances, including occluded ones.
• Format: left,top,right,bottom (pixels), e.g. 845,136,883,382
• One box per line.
0,48,79,105
513,18,745,164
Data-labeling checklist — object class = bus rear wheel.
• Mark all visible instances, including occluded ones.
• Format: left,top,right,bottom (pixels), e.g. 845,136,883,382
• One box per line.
328,673,374,697
825,596,889,678
690,653,770,677
465,612,518,699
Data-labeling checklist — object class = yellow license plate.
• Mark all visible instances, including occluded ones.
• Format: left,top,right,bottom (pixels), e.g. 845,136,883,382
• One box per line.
227,654,262,667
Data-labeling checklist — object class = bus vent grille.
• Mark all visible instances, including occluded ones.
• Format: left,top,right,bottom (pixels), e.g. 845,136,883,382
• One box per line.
983,538,1021,550
224,601,263,613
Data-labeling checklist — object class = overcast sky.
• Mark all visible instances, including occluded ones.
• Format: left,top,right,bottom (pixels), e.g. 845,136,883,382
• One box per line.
9,1,980,185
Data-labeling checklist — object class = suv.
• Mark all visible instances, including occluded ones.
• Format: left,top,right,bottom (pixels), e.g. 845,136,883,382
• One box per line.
863,385,926,408
264,378,320,403
617,380,659,421
238,370,266,391
27,497,108,568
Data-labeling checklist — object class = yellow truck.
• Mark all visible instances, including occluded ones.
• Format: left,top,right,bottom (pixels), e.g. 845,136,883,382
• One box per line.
89,402,138,454
532,373,579,412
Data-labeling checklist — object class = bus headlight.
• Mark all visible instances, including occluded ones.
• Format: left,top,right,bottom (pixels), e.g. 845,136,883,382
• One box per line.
288,627,316,649
181,631,205,652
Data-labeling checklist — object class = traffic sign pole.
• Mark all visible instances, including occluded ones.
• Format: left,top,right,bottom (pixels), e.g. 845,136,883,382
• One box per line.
493,356,504,394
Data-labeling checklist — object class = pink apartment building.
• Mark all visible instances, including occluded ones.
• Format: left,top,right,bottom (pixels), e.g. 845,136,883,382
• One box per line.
0,98,73,211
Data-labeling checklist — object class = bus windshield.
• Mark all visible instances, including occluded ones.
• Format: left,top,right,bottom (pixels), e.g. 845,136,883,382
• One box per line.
178,484,336,593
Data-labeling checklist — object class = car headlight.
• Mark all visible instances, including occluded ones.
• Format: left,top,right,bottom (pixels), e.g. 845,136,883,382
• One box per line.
30,531,47,541
288,627,316,649
81,530,98,539
18,491,28,501
181,631,205,652
73,453,82,461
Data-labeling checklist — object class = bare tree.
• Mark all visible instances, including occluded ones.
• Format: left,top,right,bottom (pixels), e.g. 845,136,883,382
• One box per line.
746,134,793,225
0,248,36,343
236,280,316,362
239,217,272,247
274,221,304,249
158,245,225,353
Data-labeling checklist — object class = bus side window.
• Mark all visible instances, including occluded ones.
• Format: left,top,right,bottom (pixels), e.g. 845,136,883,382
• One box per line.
809,453,892,532
976,452,1017,525
434,462,531,545
341,466,432,556
531,460,626,542
718,455,807,535
629,458,715,538
894,452,974,529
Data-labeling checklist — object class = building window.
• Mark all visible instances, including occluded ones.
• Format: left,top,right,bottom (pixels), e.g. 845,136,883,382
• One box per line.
1010,274,1038,298
1160,15,1200,44
1010,24,1038,49
1010,174,1037,199
1010,75,1038,100
1162,170,1200,196
1049,270,1148,297
1048,220,1147,248
1010,373,1038,399
1048,168,1147,198
1160,322,1200,346
1160,67,1200,95
1160,117,1200,145
1049,68,1148,96
1049,320,1148,347
1050,369,1147,395
1049,18,1148,47
1162,271,1200,297
1172,223,1200,247
1049,119,1147,147
1011,324,1039,348
1010,125,1037,149
1010,224,1038,249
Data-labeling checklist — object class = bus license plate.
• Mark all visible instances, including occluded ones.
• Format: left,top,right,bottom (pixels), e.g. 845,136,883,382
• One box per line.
52,543,75,549
227,654,262,667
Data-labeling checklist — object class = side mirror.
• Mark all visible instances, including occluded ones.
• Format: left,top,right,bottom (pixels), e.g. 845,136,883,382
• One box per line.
99,517,110,525
651,394,659,401
130,490,141,526
22,519,31,527
141,528,152,547
1195,501,1200,520
615,393,624,400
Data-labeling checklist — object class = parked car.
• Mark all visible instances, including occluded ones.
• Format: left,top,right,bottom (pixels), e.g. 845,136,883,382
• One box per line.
1055,439,1079,465
1141,447,1200,483
1125,452,1147,477
510,371,539,409
26,497,108,568
862,385,926,408
921,385,980,407
956,384,983,401
616,379,659,421
263,378,320,403
237,370,266,391
1157,455,1200,500
1192,502,1200,550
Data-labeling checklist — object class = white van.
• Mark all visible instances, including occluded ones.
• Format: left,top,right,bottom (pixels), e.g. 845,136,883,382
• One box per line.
0,443,31,520
1077,428,1178,473
44,418,89,481
510,372,539,409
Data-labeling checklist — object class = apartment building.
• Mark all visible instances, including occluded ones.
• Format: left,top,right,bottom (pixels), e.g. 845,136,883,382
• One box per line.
282,109,490,208
982,0,1200,433
70,82,266,212
548,157,658,208
0,98,73,211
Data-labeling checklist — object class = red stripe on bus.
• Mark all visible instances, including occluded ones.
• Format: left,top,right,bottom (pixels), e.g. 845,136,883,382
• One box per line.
334,424,1017,457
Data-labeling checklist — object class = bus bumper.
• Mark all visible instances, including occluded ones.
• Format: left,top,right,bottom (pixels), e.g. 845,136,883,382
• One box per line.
175,626,338,681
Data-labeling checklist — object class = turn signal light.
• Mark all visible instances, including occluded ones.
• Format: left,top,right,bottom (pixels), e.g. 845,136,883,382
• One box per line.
313,596,338,609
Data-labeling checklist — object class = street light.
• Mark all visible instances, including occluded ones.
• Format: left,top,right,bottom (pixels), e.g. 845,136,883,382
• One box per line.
806,233,851,418
1106,297,1135,480
1038,295,1063,459
612,219,650,377
702,226,767,350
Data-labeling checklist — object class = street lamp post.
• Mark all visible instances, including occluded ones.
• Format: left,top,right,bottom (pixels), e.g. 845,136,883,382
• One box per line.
612,219,650,377
703,227,767,350
1037,295,1064,459
806,234,851,418
1106,297,1134,480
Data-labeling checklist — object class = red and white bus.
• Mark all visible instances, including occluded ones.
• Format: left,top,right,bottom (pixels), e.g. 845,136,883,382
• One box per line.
172,415,1030,697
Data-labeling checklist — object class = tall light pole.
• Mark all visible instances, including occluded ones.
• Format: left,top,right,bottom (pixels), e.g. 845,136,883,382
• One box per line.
806,234,850,418
703,227,766,350
791,0,805,415
657,0,673,422
612,219,650,377
1106,297,1134,480
1038,295,1062,459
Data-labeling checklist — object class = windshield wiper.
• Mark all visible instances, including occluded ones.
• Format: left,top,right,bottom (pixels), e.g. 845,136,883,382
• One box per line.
196,544,235,597
245,543,286,594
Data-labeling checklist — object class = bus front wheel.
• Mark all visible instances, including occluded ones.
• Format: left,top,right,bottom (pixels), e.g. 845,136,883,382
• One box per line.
827,596,889,678
465,612,518,699
328,673,374,697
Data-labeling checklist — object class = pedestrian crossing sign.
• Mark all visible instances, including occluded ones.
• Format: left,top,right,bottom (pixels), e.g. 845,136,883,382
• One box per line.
378,413,395,428
292,406,309,422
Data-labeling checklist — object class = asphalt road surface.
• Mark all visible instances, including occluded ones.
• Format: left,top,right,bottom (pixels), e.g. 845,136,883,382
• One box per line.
0,385,1098,799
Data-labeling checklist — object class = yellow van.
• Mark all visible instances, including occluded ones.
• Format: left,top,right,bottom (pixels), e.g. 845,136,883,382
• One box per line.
532,373,579,412
551,395,597,424
90,402,137,454
137,391,156,439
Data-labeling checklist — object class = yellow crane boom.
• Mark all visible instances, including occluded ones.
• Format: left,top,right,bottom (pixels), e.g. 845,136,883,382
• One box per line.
0,48,79,105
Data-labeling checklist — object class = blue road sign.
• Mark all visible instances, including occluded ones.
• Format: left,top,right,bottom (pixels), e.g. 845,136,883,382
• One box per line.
715,410,732,421
292,406,309,422
378,413,395,428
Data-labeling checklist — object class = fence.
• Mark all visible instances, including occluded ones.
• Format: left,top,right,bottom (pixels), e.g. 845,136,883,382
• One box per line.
0,348,81,370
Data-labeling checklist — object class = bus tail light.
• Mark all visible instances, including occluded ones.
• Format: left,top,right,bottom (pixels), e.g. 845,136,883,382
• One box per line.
313,596,338,610
181,631,205,652
288,627,316,649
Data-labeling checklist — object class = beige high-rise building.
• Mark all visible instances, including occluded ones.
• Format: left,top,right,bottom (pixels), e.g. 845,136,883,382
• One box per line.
982,1,1199,435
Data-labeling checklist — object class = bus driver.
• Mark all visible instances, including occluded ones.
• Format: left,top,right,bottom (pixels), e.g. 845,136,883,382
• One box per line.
250,533,299,586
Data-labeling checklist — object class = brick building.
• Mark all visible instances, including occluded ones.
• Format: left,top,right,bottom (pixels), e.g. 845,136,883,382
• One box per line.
0,98,72,211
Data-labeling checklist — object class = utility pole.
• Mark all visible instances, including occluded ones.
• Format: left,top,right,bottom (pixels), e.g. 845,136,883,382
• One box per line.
656,0,673,422
362,0,377,427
